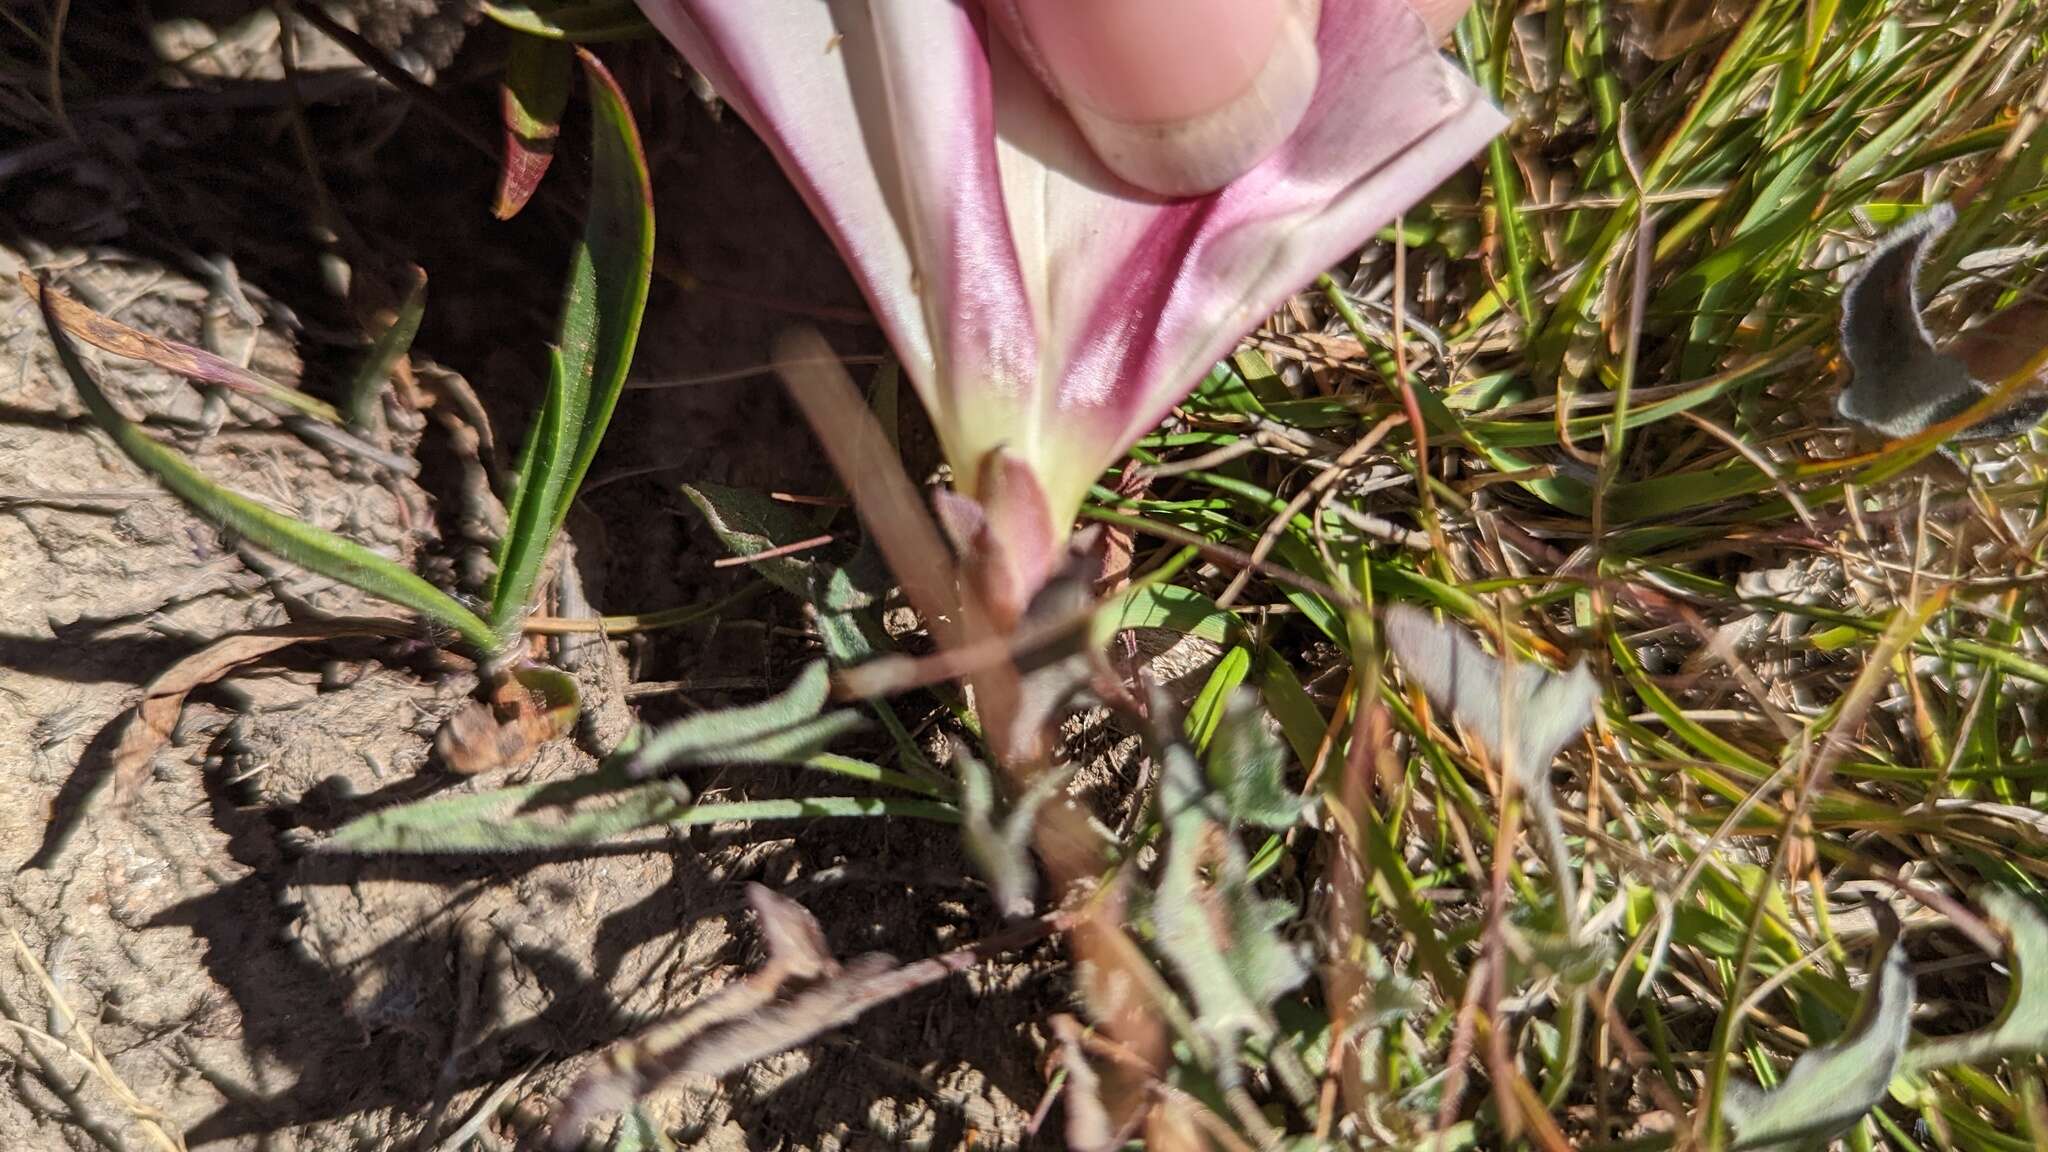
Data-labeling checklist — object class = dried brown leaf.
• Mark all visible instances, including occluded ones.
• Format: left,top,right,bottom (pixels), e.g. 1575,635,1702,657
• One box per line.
111,621,400,810
19,272,341,424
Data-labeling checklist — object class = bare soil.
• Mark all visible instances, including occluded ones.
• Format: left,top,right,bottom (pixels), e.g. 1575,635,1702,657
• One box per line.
1,7,1061,1149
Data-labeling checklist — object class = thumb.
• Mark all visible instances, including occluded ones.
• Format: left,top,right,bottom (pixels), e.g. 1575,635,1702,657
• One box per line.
986,0,1322,198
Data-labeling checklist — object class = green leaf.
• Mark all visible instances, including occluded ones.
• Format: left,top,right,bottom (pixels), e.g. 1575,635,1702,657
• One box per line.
611,1107,676,1152
625,661,863,777
956,746,1064,917
490,48,655,639
1150,718,1309,1060
679,482,876,612
481,0,652,43
1904,890,2048,1072
495,34,573,220
1184,646,1251,751
1205,691,1303,832
326,775,953,854
38,291,497,654
1719,926,1913,1152
347,264,428,426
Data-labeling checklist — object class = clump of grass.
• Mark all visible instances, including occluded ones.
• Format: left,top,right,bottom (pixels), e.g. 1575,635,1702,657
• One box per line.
1066,0,2048,1147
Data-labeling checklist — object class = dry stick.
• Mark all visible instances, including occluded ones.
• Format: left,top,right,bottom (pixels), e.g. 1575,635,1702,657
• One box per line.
1386,230,1454,569
710,532,834,567
625,354,887,391
3,917,184,1152
1679,410,1819,531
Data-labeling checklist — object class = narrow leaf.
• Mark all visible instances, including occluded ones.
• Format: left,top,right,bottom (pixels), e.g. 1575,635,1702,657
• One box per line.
626,661,862,778
20,272,339,423
496,34,573,219
482,0,652,43
489,48,654,637
38,291,497,654
347,264,427,424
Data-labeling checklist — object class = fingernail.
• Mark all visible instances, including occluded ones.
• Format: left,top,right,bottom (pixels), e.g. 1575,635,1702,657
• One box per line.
1011,0,1321,197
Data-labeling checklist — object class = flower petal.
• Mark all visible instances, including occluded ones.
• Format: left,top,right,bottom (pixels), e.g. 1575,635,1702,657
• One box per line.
632,0,936,387
990,0,1506,521
865,1,1040,461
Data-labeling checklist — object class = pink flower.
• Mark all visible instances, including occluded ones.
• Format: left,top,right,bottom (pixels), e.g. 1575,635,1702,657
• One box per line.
638,0,1503,617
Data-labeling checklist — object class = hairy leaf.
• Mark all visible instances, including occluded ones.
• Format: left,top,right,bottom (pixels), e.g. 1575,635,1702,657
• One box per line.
1904,890,2048,1071
1836,203,2048,442
625,661,863,779
957,746,1064,917
1720,924,1913,1151
679,480,886,663
1384,605,1595,922
1205,690,1304,832
1150,710,1309,1061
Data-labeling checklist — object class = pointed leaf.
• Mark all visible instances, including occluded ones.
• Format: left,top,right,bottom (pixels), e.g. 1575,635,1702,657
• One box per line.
1837,203,2048,441
625,661,862,778
483,1,652,42
490,48,654,636
347,264,427,424
20,272,339,423
1150,713,1309,1056
496,34,573,219
38,290,497,654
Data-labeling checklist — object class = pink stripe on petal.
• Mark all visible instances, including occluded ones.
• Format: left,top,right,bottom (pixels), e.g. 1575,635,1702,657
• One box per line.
867,1,1039,437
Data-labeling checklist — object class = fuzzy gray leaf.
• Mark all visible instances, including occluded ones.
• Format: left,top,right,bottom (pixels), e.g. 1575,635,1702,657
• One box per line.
1205,690,1304,831
1837,204,2048,441
1384,606,1596,926
1382,606,1598,778
1721,924,1913,1151
957,747,1064,917
1152,725,1308,1055
325,762,690,854
681,481,886,660
1905,889,2048,1071
627,661,863,778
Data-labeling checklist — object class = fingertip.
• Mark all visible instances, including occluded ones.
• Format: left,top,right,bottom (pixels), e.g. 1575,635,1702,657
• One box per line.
999,0,1320,197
